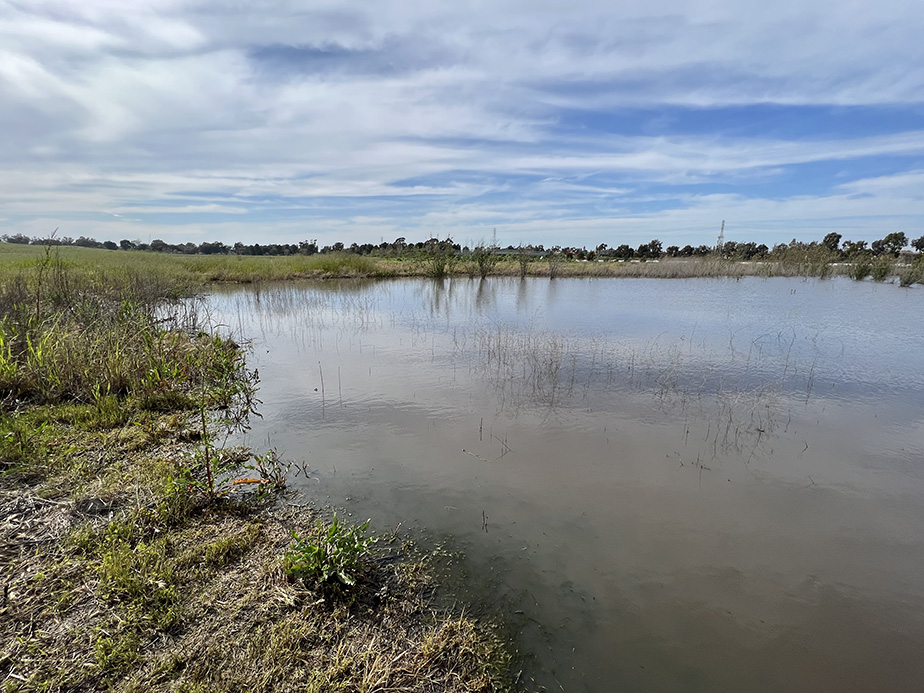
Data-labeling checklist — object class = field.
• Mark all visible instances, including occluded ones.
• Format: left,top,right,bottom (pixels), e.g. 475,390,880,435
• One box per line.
2,242,920,285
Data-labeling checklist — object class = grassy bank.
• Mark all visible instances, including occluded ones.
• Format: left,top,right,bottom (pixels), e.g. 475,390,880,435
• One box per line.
3,242,921,285
0,252,521,692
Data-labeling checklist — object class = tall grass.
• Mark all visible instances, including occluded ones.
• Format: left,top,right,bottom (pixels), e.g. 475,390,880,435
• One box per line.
4,241,916,284
0,246,240,409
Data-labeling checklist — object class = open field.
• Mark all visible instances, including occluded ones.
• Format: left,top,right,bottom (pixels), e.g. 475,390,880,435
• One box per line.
2,242,920,285
0,254,520,692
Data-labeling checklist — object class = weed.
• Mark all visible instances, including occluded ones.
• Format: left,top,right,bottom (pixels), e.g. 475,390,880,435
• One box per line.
93,624,142,679
284,514,377,588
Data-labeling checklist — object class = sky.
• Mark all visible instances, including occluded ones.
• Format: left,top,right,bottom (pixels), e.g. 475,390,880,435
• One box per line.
1,0,923,250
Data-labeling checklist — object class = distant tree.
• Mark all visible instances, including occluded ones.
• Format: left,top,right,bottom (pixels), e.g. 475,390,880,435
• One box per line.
103,241,118,250
822,232,842,253
613,244,633,260
119,239,135,250
842,240,868,256
3,233,31,244
871,232,907,257
911,236,924,253
198,241,228,255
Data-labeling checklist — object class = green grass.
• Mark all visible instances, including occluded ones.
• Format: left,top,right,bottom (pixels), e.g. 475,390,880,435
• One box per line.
0,244,397,284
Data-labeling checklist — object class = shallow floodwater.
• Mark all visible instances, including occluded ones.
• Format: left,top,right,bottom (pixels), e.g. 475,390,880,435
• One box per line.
208,276,924,692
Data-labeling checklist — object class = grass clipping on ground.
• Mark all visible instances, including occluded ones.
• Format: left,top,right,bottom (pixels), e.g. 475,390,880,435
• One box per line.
0,253,519,692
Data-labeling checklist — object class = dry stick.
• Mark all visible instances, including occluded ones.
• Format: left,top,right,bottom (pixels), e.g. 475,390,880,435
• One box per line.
318,361,325,415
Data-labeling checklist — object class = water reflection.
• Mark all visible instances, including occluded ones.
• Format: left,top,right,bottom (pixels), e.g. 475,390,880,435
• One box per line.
207,277,924,692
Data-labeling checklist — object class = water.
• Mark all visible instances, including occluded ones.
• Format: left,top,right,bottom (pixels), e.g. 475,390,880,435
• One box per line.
207,276,924,691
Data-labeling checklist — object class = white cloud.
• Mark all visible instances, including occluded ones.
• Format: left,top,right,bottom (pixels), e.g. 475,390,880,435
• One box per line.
0,0,922,248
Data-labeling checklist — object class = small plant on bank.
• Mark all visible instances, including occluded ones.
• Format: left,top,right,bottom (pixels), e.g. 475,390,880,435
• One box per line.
284,514,377,589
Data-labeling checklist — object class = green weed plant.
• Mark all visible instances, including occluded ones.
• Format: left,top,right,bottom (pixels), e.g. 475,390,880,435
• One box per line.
284,514,376,588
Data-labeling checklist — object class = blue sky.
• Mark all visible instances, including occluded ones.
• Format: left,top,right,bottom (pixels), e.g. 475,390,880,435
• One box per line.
1,0,922,249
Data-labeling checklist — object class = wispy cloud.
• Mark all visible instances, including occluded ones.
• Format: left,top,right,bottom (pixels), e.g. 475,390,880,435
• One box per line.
1,0,922,247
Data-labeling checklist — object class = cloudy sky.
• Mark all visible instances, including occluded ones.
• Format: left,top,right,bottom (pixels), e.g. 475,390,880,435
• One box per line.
2,0,923,249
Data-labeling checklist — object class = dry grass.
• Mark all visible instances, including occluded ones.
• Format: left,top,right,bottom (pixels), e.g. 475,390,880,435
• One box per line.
1,445,518,692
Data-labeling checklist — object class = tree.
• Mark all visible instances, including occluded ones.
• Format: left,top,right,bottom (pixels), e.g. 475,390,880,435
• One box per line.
842,240,868,256
872,232,907,257
911,236,924,253
613,243,635,260
822,232,842,253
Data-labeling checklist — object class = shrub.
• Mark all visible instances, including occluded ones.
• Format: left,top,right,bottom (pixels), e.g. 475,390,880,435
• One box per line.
870,256,893,282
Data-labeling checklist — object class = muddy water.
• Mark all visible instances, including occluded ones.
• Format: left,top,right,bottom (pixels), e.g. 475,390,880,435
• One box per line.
208,276,924,692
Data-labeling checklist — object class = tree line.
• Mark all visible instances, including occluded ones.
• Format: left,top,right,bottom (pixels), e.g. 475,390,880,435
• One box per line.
1,230,921,260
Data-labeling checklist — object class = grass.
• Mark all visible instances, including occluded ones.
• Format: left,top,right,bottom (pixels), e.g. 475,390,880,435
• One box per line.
5,242,920,285
0,249,522,692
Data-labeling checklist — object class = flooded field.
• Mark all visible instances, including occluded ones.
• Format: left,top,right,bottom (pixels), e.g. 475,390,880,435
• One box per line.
208,276,924,692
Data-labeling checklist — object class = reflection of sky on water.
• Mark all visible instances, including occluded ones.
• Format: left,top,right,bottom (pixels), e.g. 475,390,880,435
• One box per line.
210,275,924,411
206,277,924,692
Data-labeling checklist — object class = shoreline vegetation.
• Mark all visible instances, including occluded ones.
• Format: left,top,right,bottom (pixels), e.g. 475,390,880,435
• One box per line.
0,252,521,692
0,237,922,286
